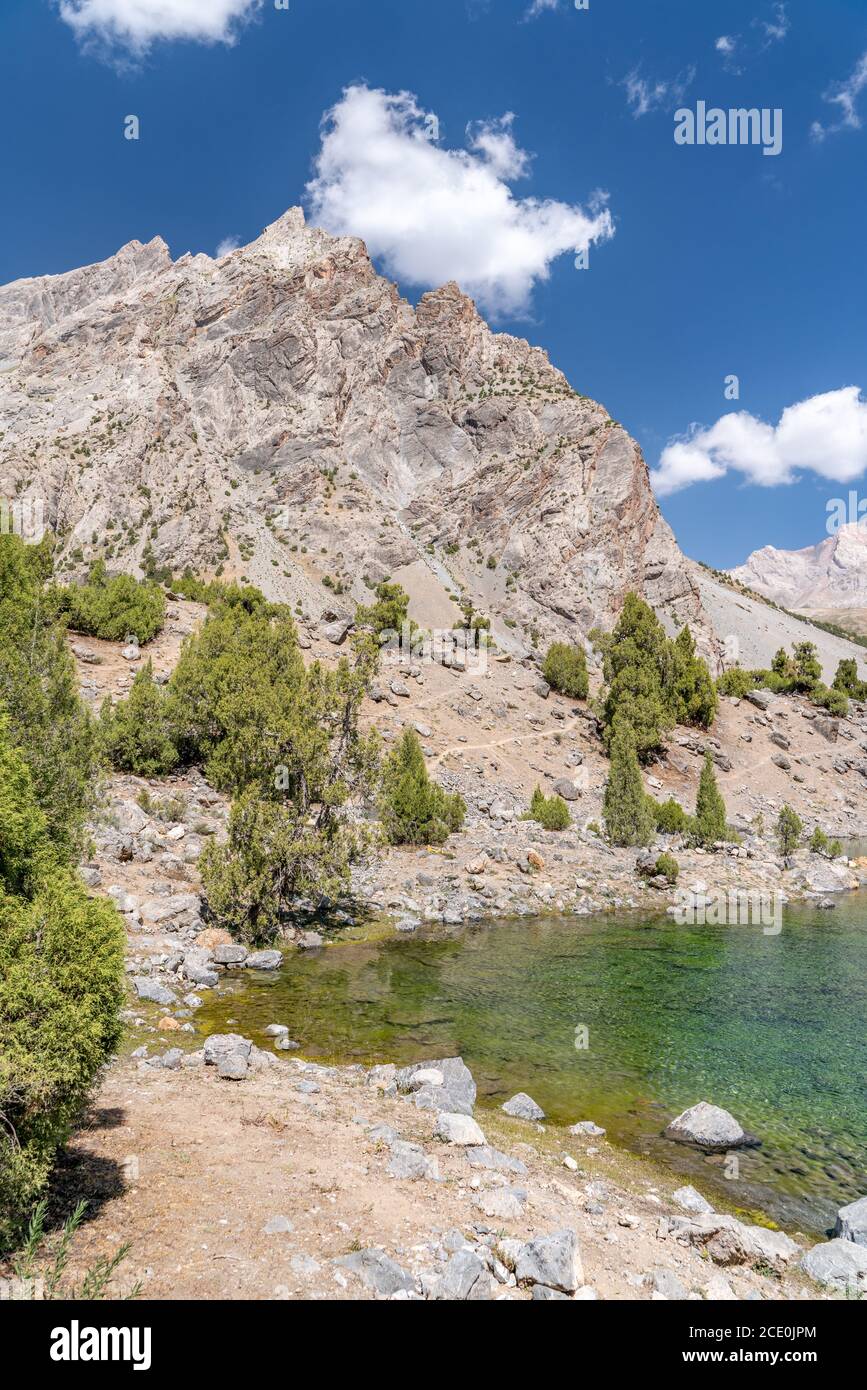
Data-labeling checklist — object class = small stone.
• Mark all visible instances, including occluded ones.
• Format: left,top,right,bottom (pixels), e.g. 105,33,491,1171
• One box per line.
263,1216,294,1235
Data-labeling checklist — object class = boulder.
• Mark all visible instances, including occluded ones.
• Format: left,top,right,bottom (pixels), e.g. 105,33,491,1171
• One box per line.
433,1251,492,1301
501,1092,545,1122
672,1185,714,1216
131,976,175,1006
213,943,248,965
203,1033,252,1066
664,1101,753,1151
745,690,774,711
552,778,580,801
394,1057,476,1116
434,1112,486,1146
465,1145,528,1176
801,1238,867,1291
834,1194,867,1246
336,1249,417,1296
473,1187,527,1221
245,949,282,970
321,617,353,645
515,1229,584,1294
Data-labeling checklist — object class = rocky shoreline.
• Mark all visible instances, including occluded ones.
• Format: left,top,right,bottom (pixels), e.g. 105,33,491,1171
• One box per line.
41,1037,866,1302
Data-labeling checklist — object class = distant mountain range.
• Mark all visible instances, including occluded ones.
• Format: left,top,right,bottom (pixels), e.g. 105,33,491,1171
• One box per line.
729,523,867,614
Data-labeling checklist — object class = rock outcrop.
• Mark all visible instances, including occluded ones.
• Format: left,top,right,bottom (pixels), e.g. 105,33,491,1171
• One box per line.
0,207,711,654
730,522,867,612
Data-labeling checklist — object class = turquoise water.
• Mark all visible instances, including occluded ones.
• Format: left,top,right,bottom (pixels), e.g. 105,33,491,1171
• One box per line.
199,896,867,1235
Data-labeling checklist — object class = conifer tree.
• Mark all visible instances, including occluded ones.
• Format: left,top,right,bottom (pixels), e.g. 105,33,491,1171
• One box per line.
603,718,655,846
693,751,727,846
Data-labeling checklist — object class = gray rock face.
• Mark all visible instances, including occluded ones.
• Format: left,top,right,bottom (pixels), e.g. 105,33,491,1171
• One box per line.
0,207,711,656
730,523,867,611
834,1194,867,1247
433,1250,492,1301
335,1248,417,1297
800,1238,867,1291
501,1092,545,1122
515,1229,584,1294
664,1101,751,1151
395,1057,476,1116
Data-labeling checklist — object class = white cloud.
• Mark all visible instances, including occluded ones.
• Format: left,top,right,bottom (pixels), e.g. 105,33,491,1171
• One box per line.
525,0,560,15
652,388,867,496
715,34,743,75
215,236,240,258
759,2,789,44
305,85,614,318
621,66,695,118
57,0,262,54
812,51,867,143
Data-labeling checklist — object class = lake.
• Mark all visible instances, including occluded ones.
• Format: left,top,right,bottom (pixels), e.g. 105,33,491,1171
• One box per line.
198,894,867,1236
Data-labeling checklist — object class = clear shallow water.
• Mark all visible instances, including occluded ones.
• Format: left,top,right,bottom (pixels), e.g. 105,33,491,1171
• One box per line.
198,897,867,1236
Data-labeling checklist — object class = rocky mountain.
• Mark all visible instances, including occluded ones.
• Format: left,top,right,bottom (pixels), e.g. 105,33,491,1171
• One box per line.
729,524,867,613
0,206,711,656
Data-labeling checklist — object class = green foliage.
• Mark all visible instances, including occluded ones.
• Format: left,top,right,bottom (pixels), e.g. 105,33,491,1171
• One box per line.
0,534,99,861
603,718,655,847
0,717,124,1248
654,852,680,884
716,666,756,698
98,661,178,776
379,729,466,846
59,559,165,643
200,787,372,945
791,641,822,692
355,581,412,637
811,683,849,717
525,784,571,830
808,826,842,858
13,1198,141,1300
776,804,803,858
188,614,381,941
833,658,867,701
653,796,690,835
693,752,727,847
597,595,715,762
542,642,589,700
671,625,718,727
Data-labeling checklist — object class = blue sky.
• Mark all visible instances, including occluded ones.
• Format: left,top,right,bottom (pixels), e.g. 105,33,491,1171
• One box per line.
2,0,866,568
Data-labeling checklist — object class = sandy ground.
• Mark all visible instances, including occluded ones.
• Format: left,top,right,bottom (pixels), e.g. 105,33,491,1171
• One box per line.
32,1056,821,1303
